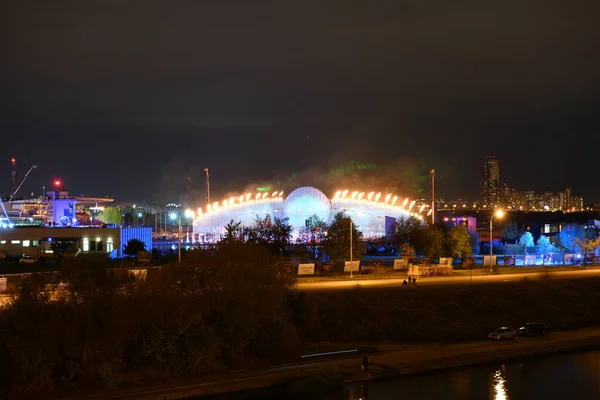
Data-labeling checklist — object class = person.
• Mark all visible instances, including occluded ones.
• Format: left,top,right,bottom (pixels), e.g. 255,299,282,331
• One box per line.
412,277,416,285
408,274,411,283
362,356,369,373
402,279,407,286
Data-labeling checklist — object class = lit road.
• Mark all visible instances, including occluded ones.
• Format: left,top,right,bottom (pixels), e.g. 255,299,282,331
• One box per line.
297,268,600,291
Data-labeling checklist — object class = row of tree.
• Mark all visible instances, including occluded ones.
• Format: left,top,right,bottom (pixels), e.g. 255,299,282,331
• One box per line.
222,212,365,261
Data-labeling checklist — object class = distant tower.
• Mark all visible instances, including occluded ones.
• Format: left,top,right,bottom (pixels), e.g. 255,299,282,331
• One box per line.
204,168,210,206
480,156,500,207
11,157,16,195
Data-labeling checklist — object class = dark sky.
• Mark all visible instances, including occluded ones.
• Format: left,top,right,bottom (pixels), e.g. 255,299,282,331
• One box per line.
2,1,599,205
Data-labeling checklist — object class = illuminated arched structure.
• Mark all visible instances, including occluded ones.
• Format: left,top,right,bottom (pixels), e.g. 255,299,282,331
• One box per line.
192,186,424,242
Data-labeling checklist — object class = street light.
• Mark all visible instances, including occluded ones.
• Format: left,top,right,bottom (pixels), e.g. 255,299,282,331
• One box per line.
489,210,505,270
170,209,195,265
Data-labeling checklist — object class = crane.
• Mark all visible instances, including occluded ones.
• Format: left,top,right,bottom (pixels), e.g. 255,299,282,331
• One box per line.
9,165,37,201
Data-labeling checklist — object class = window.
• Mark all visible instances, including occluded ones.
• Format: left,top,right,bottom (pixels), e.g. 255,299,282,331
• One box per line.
90,241,97,251
83,238,89,252
32,240,39,247
11,240,20,244
107,238,114,253
0,240,6,244
97,241,103,251
23,240,31,247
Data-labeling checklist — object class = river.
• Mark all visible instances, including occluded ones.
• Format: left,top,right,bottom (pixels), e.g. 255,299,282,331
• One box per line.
207,349,600,399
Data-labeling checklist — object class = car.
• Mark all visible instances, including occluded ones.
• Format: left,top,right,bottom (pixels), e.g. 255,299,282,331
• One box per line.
488,327,518,341
19,255,38,264
518,322,548,337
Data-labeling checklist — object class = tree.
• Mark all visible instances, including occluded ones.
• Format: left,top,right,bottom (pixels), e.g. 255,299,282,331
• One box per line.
97,206,123,226
422,224,444,259
519,231,535,253
574,236,600,265
501,221,520,243
298,214,328,256
558,224,593,253
239,214,292,254
536,235,556,254
222,220,242,244
469,230,481,255
445,225,472,260
394,215,424,246
400,243,415,260
322,212,365,260
123,239,146,257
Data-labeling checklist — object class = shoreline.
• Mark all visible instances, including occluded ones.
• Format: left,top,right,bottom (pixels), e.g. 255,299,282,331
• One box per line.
71,326,600,400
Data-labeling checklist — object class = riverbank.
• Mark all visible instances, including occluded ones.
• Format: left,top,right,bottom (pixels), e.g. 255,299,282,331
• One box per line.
71,326,600,400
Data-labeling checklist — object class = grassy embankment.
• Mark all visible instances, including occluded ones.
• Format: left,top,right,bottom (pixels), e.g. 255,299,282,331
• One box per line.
290,274,600,343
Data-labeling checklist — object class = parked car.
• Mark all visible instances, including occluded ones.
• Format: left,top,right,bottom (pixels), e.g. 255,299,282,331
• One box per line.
488,327,518,341
518,322,548,337
19,255,38,264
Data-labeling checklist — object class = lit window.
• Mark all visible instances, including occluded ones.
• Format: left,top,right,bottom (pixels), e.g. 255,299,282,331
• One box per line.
83,238,89,252
0,240,5,244
23,240,30,247
32,240,38,247
107,238,114,253
11,240,20,244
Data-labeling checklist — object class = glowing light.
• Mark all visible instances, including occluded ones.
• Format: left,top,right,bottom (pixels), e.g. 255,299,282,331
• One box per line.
334,190,341,198
367,192,374,200
255,193,261,200
493,369,508,400
495,210,505,218
262,192,269,199
54,179,62,187
279,191,284,196
197,208,203,215
358,192,365,200
223,200,228,206
184,209,195,218
408,200,415,211
351,191,358,199
384,193,391,203
239,195,244,202
392,196,398,205
272,192,277,197
374,192,381,202
342,190,349,198
402,198,409,208
419,204,425,212
229,197,235,204
245,193,251,201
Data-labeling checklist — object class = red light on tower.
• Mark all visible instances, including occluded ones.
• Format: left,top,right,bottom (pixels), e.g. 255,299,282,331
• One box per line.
54,179,62,187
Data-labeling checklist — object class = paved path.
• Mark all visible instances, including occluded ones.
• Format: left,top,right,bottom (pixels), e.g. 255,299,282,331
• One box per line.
297,268,600,291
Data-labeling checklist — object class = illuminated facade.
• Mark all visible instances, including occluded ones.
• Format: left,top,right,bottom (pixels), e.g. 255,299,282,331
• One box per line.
192,186,425,242
480,156,500,207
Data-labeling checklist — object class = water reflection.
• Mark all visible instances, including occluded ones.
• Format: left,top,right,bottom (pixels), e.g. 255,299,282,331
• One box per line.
347,383,369,399
492,366,509,400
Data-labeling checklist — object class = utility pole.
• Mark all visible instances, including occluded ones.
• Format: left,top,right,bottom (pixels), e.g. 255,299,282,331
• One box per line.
204,168,210,206
430,169,435,224
349,218,353,279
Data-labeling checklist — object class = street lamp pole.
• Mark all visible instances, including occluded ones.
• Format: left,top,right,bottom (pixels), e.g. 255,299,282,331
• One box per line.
489,210,505,271
349,218,353,279
178,214,182,265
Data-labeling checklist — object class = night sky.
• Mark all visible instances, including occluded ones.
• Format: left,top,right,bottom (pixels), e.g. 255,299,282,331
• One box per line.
2,1,599,205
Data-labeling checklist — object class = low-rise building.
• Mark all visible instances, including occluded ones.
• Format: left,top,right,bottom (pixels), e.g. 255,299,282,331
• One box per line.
0,226,152,259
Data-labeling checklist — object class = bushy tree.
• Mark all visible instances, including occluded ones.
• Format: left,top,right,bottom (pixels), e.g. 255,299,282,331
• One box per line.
240,214,292,254
394,215,424,246
536,235,556,254
97,206,123,226
469,230,481,255
519,231,535,253
501,220,520,243
322,212,365,260
559,224,594,253
422,224,444,259
445,225,472,260
298,214,328,257
123,239,146,257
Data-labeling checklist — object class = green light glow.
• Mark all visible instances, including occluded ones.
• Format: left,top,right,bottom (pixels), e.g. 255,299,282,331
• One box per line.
257,186,273,192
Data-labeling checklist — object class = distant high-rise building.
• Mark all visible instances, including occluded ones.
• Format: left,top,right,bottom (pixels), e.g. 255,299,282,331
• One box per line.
480,156,500,207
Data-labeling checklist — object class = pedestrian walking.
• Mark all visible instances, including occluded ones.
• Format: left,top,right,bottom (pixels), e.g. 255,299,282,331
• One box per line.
362,356,369,373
